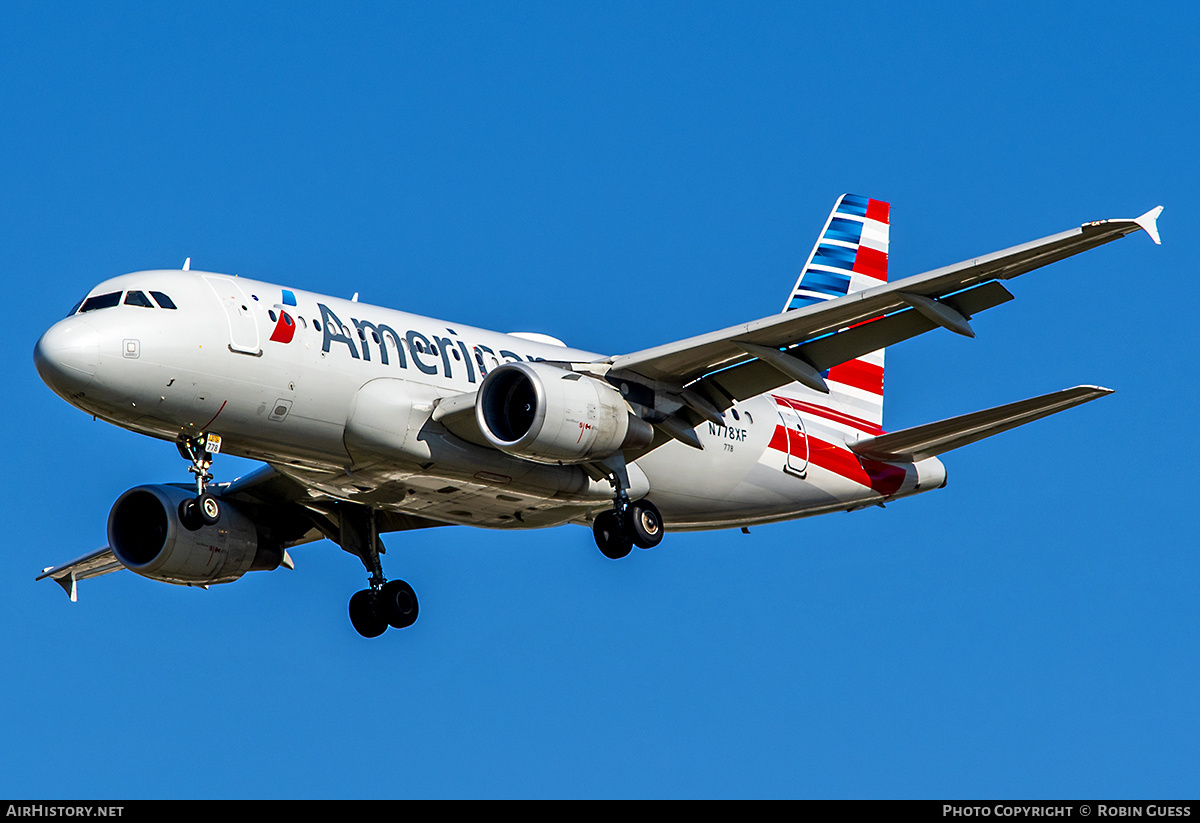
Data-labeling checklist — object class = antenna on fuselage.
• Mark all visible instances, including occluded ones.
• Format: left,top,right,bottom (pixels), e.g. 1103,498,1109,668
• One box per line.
352,292,359,302
182,257,191,271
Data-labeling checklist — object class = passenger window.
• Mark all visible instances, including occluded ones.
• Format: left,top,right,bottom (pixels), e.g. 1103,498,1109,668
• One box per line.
150,291,177,310
79,292,122,313
124,290,154,308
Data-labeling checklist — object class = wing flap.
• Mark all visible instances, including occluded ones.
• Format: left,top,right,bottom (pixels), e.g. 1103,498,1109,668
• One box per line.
847,385,1113,463
697,280,1014,409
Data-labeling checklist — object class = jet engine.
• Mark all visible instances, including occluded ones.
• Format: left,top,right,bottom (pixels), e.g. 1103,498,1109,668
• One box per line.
476,362,653,464
107,484,287,586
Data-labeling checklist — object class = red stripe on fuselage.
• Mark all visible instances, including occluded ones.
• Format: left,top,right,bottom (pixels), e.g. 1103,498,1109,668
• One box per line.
773,395,884,436
768,426,906,496
768,423,791,454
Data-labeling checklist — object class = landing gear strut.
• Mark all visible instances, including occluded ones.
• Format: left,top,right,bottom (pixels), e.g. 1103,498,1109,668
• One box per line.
592,455,664,559
176,433,223,530
340,504,419,638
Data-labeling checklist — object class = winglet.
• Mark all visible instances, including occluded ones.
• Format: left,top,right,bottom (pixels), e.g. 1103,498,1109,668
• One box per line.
1135,206,1163,245
58,571,79,602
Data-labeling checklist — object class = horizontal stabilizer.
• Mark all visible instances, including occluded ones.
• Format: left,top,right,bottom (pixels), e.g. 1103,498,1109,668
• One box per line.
848,385,1113,463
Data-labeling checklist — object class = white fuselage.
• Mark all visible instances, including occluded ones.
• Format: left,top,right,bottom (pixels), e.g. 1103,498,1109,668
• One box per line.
35,270,945,533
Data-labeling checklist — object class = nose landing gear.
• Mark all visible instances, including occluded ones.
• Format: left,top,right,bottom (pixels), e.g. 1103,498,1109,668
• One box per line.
176,433,223,530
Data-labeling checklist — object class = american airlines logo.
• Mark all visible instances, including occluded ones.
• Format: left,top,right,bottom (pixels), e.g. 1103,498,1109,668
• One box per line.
313,302,542,383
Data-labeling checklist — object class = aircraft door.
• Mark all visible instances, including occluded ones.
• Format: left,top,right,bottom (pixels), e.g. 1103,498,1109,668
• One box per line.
776,405,809,478
204,276,262,356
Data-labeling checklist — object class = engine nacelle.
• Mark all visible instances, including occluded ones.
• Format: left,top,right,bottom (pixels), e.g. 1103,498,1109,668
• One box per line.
476,362,653,464
107,485,286,586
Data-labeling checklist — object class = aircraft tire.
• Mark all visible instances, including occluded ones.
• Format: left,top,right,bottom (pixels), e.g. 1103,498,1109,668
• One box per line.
198,493,221,525
593,510,633,560
349,590,388,638
380,579,419,629
625,499,664,549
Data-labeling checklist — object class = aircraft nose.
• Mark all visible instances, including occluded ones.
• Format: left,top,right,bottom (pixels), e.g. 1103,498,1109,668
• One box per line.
34,317,100,396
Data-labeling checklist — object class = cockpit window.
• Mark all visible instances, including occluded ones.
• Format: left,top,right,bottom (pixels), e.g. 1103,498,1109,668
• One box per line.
150,291,177,310
124,290,154,308
67,298,84,317
79,291,122,313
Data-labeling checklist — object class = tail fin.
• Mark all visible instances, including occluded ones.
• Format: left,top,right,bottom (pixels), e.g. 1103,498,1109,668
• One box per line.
783,193,890,312
781,194,891,429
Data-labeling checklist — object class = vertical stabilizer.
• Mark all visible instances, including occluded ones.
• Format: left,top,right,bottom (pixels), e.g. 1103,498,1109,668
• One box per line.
782,194,890,429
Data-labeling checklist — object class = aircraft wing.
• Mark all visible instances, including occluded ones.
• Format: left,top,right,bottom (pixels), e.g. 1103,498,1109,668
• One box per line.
606,208,1162,404
36,547,124,601
220,465,450,539
37,467,445,600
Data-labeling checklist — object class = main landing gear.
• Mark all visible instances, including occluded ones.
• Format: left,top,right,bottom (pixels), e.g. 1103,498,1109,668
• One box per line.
176,433,223,530
339,504,418,638
593,498,665,559
591,455,664,559
348,580,419,639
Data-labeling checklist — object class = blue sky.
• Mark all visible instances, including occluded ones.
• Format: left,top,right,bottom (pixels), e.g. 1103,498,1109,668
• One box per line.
3,2,1197,798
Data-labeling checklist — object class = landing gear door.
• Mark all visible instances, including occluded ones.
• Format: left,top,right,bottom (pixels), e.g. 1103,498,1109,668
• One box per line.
777,405,809,478
204,276,262,356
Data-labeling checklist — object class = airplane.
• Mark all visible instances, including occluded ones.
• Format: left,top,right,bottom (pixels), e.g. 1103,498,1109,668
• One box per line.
33,194,1163,638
